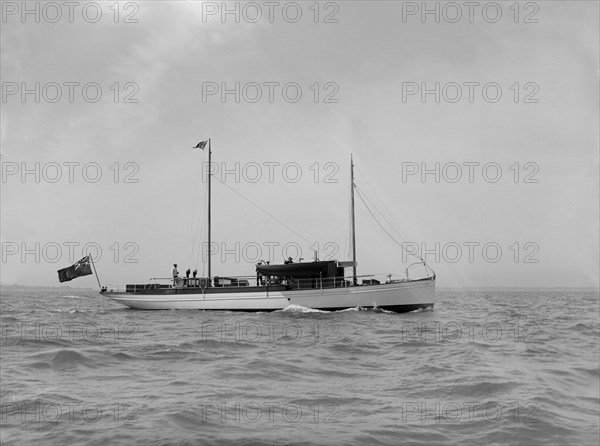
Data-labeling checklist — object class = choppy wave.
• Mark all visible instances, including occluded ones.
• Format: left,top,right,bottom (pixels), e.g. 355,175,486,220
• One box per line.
278,304,330,313
0,289,598,445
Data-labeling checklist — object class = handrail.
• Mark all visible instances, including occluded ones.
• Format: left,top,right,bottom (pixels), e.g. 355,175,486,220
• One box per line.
404,261,436,281
105,269,434,293
145,271,432,283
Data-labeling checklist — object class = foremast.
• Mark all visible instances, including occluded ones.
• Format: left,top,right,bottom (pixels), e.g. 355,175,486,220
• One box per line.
350,154,357,286
207,138,212,281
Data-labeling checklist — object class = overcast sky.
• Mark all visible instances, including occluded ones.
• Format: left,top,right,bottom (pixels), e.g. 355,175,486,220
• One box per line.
1,1,598,288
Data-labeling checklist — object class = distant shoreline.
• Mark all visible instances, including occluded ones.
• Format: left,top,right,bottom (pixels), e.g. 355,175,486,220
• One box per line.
438,287,599,292
0,284,96,292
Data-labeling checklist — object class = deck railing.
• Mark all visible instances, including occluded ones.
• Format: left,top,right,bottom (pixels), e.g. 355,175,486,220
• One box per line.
287,273,413,291
104,270,434,293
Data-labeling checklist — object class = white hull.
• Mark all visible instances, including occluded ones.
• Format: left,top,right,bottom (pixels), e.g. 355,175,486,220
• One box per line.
103,278,435,312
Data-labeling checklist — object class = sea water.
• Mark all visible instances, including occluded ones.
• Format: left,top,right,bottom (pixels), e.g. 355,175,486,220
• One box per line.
1,289,598,445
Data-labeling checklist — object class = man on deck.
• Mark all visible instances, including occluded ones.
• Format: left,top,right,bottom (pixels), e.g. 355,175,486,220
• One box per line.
172,264,179,287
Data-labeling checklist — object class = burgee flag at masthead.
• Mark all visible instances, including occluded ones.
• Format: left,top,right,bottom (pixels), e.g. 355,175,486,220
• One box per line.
193,141,208,150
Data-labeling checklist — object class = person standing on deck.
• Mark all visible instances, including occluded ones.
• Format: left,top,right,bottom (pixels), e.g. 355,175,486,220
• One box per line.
172,264,179,287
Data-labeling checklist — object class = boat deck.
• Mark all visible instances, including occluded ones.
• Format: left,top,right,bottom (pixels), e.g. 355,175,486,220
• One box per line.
104,275,434,295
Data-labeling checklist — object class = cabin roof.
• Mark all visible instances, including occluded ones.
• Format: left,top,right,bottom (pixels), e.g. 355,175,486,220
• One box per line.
256,261,338,278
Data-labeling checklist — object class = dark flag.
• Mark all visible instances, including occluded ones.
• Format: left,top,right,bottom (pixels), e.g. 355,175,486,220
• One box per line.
193,141,208,150
57,256,93,283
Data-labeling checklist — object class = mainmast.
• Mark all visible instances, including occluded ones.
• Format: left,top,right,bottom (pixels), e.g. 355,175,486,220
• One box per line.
208,138,212,281
350,154,357,285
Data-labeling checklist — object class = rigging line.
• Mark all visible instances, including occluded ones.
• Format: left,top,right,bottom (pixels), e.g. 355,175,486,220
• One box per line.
354,186,423,262
355,165,411,242
354,169,421,260
353,180,411,247
211,175,313,245
355,184,422,260
355,186,422,261
357,186,406,242
355,165,410,242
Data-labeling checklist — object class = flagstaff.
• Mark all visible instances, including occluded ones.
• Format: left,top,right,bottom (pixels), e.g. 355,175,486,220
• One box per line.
89,253,102,289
